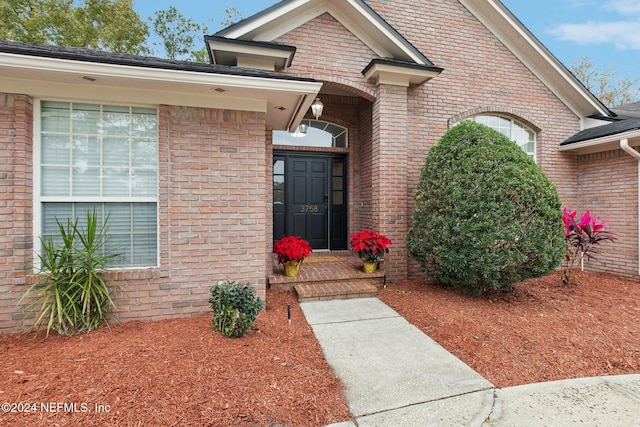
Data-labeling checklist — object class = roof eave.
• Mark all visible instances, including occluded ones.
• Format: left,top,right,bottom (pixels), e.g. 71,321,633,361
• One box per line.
205,35,297,71
0,51,322,130
458,0,611,119
362,59,443,86
559,129,640,154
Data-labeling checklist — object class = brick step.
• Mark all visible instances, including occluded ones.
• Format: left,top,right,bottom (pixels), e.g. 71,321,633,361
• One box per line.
294,280,378,302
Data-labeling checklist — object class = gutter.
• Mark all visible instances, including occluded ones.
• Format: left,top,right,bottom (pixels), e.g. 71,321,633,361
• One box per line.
619,138,640,275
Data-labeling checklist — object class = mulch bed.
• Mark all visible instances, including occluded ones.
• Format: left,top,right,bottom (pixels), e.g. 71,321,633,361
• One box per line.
378,270,640,388
0,289,350,427
1,270,639,425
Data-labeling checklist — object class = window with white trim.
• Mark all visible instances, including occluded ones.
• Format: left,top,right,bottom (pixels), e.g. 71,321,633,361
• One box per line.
37,101,158,267
465,115,536,161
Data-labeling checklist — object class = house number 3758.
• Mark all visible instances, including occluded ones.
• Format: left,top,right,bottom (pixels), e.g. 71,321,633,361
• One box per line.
300,204,319,213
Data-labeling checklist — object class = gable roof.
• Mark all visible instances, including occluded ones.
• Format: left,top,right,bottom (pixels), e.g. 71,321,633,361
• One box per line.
0,40,322,131
216,0,609,120
215,0,436,66
458,0,610,120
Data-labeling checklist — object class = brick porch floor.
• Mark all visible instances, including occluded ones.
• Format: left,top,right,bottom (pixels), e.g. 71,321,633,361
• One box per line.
268,251,385,301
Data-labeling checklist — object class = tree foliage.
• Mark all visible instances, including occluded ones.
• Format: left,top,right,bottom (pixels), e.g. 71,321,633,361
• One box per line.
221,7,242,28
570,57,640,107
406,121,566,295
149,6,210,61
0,1,241,62
0,0,149,54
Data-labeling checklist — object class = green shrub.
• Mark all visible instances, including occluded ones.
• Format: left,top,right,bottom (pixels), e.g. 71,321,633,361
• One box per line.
18,209,120,336
406,121,565,295
209,281,264,338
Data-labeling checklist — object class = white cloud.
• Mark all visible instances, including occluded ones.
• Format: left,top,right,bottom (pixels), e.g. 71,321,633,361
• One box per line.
605,0,640,15
566,0,598,7
549,20,640,50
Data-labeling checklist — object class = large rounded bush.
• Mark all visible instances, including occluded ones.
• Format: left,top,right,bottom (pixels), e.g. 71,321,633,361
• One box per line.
406,121,565,295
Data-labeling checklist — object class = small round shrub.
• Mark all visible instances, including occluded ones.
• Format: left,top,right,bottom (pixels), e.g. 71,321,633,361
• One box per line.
209,281,264,338
406,121,565,295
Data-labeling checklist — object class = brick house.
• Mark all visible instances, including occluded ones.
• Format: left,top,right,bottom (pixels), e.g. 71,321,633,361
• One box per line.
0,0,635,331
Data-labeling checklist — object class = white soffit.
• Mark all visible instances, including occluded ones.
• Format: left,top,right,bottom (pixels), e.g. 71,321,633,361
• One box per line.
363,61,441,86
458,0,609,119
219,0,428,64
0,52,322,130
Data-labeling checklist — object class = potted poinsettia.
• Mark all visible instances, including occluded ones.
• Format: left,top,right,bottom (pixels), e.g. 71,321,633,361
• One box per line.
273,235,312,277
350,229,392,273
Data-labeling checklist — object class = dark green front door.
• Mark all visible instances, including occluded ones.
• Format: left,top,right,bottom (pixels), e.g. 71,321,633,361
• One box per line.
273,153,347,250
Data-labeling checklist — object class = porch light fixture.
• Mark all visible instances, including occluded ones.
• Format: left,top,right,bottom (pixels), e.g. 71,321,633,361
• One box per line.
292,123,308,137
311,97,324,120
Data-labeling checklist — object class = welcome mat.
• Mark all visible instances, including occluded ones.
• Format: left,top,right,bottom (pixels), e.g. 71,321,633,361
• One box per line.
304,256,344,264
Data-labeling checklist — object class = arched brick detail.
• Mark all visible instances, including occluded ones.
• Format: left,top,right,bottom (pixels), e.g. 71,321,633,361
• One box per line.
288,72,377,102
448,106,541,132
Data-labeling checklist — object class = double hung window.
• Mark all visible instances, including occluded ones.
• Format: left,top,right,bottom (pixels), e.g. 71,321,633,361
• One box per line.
38,101,158,267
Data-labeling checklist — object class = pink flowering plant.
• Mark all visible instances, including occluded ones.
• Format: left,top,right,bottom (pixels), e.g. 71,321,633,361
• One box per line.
273,235,312,264
561,208,616,285
350,230,392,262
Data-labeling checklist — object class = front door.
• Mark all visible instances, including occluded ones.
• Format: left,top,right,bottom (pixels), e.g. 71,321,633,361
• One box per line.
273,153,347,250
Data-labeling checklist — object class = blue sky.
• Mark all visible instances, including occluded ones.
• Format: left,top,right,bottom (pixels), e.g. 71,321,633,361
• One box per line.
134,0,640,80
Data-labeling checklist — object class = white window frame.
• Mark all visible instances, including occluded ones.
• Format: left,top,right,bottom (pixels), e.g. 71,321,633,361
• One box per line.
273,120,348,148
33,99,160,269
465,114,536,162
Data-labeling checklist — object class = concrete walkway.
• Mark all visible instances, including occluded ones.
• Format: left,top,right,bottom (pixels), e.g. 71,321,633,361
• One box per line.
299,297,640,427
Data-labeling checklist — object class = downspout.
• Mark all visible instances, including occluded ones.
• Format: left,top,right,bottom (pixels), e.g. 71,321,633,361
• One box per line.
619,138,640,275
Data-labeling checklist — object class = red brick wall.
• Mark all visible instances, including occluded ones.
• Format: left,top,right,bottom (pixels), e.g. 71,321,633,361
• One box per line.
0,99,269,331
577,150,638,278
372,85,409,278
356,100,374,231
4,0,634,331
0,94,33,329
276,1,583,280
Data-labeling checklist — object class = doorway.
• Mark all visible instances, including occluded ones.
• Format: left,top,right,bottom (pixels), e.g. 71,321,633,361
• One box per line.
273,153,347,250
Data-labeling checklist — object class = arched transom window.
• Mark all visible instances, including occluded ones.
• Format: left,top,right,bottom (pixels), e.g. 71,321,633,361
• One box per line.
273,120,348,148
465,115,536,161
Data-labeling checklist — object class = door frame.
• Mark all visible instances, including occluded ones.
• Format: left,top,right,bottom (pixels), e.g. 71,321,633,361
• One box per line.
273,151,348,250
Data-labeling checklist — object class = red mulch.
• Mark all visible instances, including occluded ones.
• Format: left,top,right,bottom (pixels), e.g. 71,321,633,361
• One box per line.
378,270,640,388
1,271,639,425
0,289,350,427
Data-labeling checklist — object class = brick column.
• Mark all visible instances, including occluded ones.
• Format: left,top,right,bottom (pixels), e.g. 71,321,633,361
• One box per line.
0,93,34,331
371,84,408,280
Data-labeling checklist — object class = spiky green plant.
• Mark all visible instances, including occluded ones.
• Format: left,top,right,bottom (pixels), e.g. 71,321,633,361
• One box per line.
18,209,120,336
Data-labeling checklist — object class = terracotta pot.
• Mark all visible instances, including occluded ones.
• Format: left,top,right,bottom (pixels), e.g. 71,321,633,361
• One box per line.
362,259,378,273
283,260,303,277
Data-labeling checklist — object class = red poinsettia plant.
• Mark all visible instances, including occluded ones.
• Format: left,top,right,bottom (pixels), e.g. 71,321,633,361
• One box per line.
561,208,616,285
273,235,312,264
350,229,392,262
